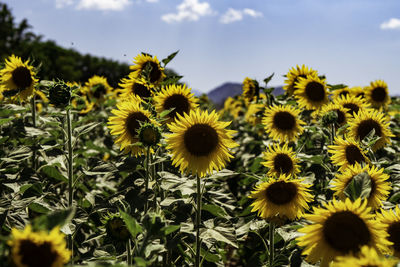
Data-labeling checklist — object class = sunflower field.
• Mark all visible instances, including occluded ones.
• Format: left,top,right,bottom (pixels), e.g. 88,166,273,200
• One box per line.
0,51,400,267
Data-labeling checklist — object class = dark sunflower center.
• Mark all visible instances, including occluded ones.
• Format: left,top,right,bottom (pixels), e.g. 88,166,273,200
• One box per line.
323,211,371,253
356,119,382,140
184,123,219,157
371,87,387,102
12,66,32,88
388,222,400,252
19,239,58,267
132,83,151,98
345,145,365,165
273,111,296,131
336,110,345,125
356,92,365,98
273,153,293,174
145,61,162,83
265,181,297,205
125,112,149,137
343,103,359,116
305,81,325,102
163,94,190,119
93,84,106,99
339,91,349,97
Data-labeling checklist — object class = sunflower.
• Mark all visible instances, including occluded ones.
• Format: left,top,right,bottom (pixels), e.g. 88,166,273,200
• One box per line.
231,106,246,119
107,94,157,157
318,103,351,128
262,143,300,177
245,103,264,126
365,80,391,109
166,109,238,177
297,198,391,267
294,75,329,110
283,65,318,96
349,86,366,99
377,206,400,257
154,84,198,123
223,97,236,111
348,109,393,151
331,164,391,209
118,74,154,100
242,77,258,102
130,53,166,85
249,174,313,221
331,87,352,100
84,75,113,103
331,245,398,267
262,104,305,142
333,94,368,117
7,225,70,267
0,54,38,101
328,136,369,171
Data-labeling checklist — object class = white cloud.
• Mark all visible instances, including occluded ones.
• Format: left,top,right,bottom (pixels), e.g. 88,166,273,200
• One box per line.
220,8,263,24
55,0,132,10
56,0,74,8
380,18,400,30
161,0,214,23
146,0,158,2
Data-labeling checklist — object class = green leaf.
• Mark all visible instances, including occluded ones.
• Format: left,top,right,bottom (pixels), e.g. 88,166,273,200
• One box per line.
344,171,371,201
201,228,238,248
28,202,51,214
328,84,348,91
119,210,143,238
162,50,179,66
202,204,228,218
33,207,75,231
0,118,13,125
40,165,68,182
162,224,180,235
263,73,274,85
73,122,101,137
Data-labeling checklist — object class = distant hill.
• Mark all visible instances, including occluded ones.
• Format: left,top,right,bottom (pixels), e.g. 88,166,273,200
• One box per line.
207,82,285,108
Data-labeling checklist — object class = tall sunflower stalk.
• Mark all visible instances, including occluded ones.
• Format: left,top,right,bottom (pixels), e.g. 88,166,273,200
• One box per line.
269,222,275,266
30,96,37,170
195,174,202,267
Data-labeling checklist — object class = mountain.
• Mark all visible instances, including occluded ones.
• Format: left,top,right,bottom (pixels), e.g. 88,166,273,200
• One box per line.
207,82,285,107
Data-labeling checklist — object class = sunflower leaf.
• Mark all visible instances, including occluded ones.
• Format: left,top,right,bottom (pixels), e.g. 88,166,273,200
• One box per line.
119,210,142,238
32,207,76,231
344,171,371,201
162,50,179,66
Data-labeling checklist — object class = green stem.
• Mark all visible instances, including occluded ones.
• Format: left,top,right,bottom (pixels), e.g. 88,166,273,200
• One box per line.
331,123,336,145
127,240,132,266
66,108,74,264
144,146,150,213
31,97,37,170
195,175,202,267
269,222,275,267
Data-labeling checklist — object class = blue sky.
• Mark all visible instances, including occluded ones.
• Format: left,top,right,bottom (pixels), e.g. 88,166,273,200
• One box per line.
4,0,400,94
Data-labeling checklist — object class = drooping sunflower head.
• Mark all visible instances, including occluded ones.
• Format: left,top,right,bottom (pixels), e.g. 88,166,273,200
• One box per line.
130,53,166,85
249,174,313,221
333,94,369,118
262,104,306,142
297,198,391,267
283,64,318,96
262,143,300,177
245,103,264,126
0,54,38,101
319,103,351,128
349,86,366,99
330,245,398,267
331,164,391,210
7,225,70,267
154,84,198,123
107,94,157,157
328,136,369,171
294,74,329,110
242,77,258,102
377,206,400,257
348,108,393,151
84,75,113,103
166,109,238,177
118,74,155,100
365,80,391,109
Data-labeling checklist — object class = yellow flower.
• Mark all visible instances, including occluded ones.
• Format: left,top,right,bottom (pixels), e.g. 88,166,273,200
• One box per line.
262,104,305,142
0,55,38,101
376,206,400,257
349,86,365,99
249,174,313,220
333,94,369,117
83,75,113,104
365,80,391,109
328,136,369,171
331,164,391,210
166,109,238,177
318,103,351,128
242,77,258,102
130,53,165,85
8,225,70,267
283,65,318,96
245,103,264,126
294,75,329,110
118,74,155,100
262,143,300,177
331,87,352,100
297,198,391,267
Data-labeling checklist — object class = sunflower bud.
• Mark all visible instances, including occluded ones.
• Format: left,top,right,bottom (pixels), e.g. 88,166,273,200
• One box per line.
48,81,71,107
138,123,162,147
105,215,130,242
142,212,165,238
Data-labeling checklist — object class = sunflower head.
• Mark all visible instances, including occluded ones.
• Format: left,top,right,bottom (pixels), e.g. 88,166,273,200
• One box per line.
294,74,329,110
249,174,313,221
84,75,113,103
297,198,391,267
349,86,365,99
0,54,38,101
154,84,198,123
262,143,300,177
333,94,369,118
138,122,162,147
328,136,369,171
245,103,264,126
166,109,238,177
262,104,306,142
376,206,400,257
283,64,318,96
242,77,259,102
365,80,391,109
118,74,154,100
48,81,72,107
331,87,352,100
104,214,130,242
319,103,350,128
7,225,70,267
130,53,166,85
348,109,393,151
